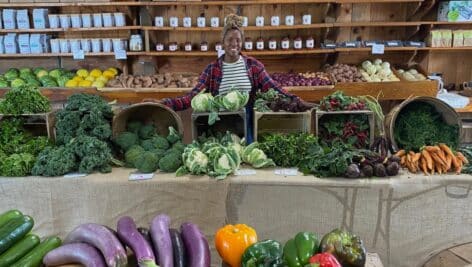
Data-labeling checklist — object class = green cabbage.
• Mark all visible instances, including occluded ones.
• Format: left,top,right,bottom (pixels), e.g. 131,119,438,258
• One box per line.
0,80,8,88
215,90,249,111
10,78,26,88
35,70,48,79
49,68,64,80
191,92,216,112
4,68,19,81
19,68,32,75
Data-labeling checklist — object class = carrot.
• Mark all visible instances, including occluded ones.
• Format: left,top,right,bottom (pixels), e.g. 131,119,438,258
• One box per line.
439,143,455,158
394,149,406,157
456,160,463,174
456,152,469,165
412,153,421,163
425,146,440,153
445,154,452,171
435,162,442,175
451,154,461,170
420,157,428,175
421,150,433,170
430,152,447,168
400,155,406,166
406,160,417,173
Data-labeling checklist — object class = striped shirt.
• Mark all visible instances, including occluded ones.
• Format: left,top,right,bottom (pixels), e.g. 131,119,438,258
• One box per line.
219,56,252,95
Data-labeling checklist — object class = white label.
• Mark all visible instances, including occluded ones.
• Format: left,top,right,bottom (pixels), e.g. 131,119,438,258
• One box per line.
211,17,219,27
129,172,154,181
271,16,279,26
371,43,385,54
156,43,164,51
345,42,357,47
387,41,398,46
217,49,225,58
215,44,222,51
281,41,290,49
256,41,264,50
306,39,314,48
114,49,127,59
302,14,312,25
185,44,192,51
155,17,164,27
275,168,298,176
197,17,206,27
183,17,191,27
285,15,294,25
244,42,253,50
242,17,248,27
235,169,257,176
256,16,264,27
169,44,177,51
294,40,302,49
73,49,84,60
269,41,277,50
201,44,208,51
170,17,178,27
64,172,87,178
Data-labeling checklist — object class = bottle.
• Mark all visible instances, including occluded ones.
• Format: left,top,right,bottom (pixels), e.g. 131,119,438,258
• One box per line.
306,37,315,49
268,38,277,50
281,37,290,50
184,41,192,51
244,37,253,51
169,42,178,51
129,34,143,51
155,42,164,51
215,42,222,51
200,41,208,51
293,36,302,50
256,38,264,50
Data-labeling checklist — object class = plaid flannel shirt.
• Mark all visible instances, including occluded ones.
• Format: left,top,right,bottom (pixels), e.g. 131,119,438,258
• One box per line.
162,55,298,111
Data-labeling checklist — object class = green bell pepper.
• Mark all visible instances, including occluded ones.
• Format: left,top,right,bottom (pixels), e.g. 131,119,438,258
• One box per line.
241,239,285,267
320,229,366,267
283,232,319,267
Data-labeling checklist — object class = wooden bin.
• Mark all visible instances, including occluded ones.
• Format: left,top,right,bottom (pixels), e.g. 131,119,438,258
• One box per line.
253,110,312,141
313,110,375,147
191,110,246,140
0,112,55,140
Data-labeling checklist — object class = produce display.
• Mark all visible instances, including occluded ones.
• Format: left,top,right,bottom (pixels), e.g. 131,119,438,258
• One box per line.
325,64,365,83
191,90,249,125
115,123,184,173
359,59,400,82
0,210,61,267
318,113,370,148
254,88,313,112
106,73,198,88
271,72,333,86
0,85,50,114
66,67,119,88
319,91,366,111
396,68,427,81
0,68,75,88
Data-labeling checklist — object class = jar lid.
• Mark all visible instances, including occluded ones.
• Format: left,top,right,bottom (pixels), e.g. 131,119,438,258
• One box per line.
245,37,252,41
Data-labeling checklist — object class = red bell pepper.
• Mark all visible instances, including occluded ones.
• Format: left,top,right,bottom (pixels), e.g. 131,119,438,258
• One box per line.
307,253,341,267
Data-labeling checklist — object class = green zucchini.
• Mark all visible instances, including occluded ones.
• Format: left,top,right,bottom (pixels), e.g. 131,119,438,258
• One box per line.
0,215,34,254
0,210,23,228
11,236,62,267
0,234,40,267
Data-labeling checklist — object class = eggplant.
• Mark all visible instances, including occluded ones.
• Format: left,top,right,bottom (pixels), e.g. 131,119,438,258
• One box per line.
137,227,156,261
117,216,157,267
64,223,127,267
169,229,186,267
43,243,106,267
180,222,210,267
150,214,173,267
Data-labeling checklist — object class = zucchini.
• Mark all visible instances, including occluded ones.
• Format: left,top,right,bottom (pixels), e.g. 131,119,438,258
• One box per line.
0,215,34,254
11,236,62,267
0,234,40,267
0,210,23,228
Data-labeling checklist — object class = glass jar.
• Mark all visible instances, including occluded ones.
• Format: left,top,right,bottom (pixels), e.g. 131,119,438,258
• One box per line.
184,42,192,51
244,37,253,51
306,37,315,49
200,41,208,51
268,38,277,50
129,34,143,51
155,42,164,51
169,42,178,51
215,42,222,51
293,36,302,50
281,37,290,50
256,38,264,50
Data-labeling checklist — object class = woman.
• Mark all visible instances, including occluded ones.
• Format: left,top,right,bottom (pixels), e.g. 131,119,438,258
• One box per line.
162,14,312,143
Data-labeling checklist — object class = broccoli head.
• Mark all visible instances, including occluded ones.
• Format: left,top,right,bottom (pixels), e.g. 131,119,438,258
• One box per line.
127,120,143,134
139,124,157,140
135,151,159,173
150,148,167,161
172,141,186,153
0,153,36,177
31,146,77,176
166,126,182,144
125,145,145,168
114,131,139,151
141,135,169,151
158,152,182,173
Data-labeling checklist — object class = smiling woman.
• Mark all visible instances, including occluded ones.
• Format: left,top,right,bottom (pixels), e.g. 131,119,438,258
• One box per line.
161,14,313,143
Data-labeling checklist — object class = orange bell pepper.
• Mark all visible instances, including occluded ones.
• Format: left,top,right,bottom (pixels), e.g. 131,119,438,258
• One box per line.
215,224,257,267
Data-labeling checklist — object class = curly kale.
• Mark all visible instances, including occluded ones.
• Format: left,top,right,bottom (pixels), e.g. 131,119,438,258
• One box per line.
135,151,159,173
114,131,139,152
31,146,77,176
0,153,36,177
0,85,50,114
55,110,82,145
68,135,112,174
64,94,113,119
139,124,157,140
158,152,182,172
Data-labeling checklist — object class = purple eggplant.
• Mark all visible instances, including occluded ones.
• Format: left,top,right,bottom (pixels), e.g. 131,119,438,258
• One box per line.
64,223,127,267
150,214,173,267
117,216,157,267
43,243,106,267
180,222,210,267
169,229,186,267
137,227,157,260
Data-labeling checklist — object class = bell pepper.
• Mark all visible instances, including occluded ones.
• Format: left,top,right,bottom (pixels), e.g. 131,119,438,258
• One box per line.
215,224,257,267
241,239,285,267
308,252,341,267
319,229,366,267
283,232,319,267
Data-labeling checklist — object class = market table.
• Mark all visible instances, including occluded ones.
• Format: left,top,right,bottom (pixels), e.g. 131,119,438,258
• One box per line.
1,169,471,267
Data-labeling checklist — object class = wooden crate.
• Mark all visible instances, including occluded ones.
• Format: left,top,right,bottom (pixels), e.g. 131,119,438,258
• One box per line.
253,109,312,141
313,110,375,148
0,112,55,140
191,110,246,141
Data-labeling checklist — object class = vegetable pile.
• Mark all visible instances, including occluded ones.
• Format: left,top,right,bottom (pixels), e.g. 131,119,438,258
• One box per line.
359,59,400,82
107,72,198,88
191,90,249,125
0,209,61,267
43,213,211,267
215,223,366,267
318,114,370,148
319,91,366,111
0,67,76,88
254,88,312,112
114,123,184,173
397,68,427,81
66,67,119,88
393,102,459,152
31,94,120,176
325,63,365,83
271,72,333,86
0,85,50,114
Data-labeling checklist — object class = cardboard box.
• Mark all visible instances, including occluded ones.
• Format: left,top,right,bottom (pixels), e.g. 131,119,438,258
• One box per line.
448,1,472,21
464,30,472,46
4,34,18,54
18,34,30,54
453,30,464,47
16,10,30,30
33,9,49,29
441,29,453,47
3,10,17,30
438,2,450,21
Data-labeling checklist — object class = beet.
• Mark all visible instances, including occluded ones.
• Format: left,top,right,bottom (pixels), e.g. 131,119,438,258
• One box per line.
386,162,400,176
374,163,387,177
389,155,401,164
361,164,374,178
345,164,361,178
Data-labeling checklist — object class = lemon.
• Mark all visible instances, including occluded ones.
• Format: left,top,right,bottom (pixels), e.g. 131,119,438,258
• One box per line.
76,69,89,78
65,80,79,88
85,76,96,82
102,70,115,79
72,76,83,82
92,80,105,88
106,67,118,75
79,80,93,87
89,69,102,78
96,76,109,84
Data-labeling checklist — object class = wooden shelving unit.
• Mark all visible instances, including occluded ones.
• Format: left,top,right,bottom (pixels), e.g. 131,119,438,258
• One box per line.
0,26,141,34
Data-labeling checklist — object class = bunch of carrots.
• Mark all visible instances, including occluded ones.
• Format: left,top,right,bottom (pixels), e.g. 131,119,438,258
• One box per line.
395,143,469,175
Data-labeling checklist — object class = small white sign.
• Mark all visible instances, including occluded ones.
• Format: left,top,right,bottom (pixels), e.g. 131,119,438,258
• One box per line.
64,173,87,178
114,49,127,59
217,49,225,58
235,169,257,176
371,43,385,54
129,172,154,181
73,49,85,60
275,168,298,176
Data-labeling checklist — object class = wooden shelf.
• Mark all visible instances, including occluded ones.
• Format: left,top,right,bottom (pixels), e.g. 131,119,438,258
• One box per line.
421,47,472,51
335,47,419,52
334,21,422,27
143,24,331,31
0,52,146,58
146,49,335,57
0,26,140,34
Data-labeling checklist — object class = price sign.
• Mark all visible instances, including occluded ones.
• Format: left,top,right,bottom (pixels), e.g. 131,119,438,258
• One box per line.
235,169,257,176
114,49,127,60
274,168,298,176
129,172,154,181
371,43,385,54
72,49,85,60
64,173,87,178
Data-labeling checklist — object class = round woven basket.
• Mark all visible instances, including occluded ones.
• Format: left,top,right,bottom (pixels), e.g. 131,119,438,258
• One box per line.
112,102,183,138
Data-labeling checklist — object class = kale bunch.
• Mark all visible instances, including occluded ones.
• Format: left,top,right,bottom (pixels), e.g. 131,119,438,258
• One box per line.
0,85,51,114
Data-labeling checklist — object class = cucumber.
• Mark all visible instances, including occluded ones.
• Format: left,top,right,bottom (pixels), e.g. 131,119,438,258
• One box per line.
0,210,23,228
0,215,34,254
11,236,62,267
0,234,40,267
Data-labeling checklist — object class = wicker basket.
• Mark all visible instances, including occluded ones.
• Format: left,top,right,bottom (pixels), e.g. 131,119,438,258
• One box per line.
112,102,183,138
